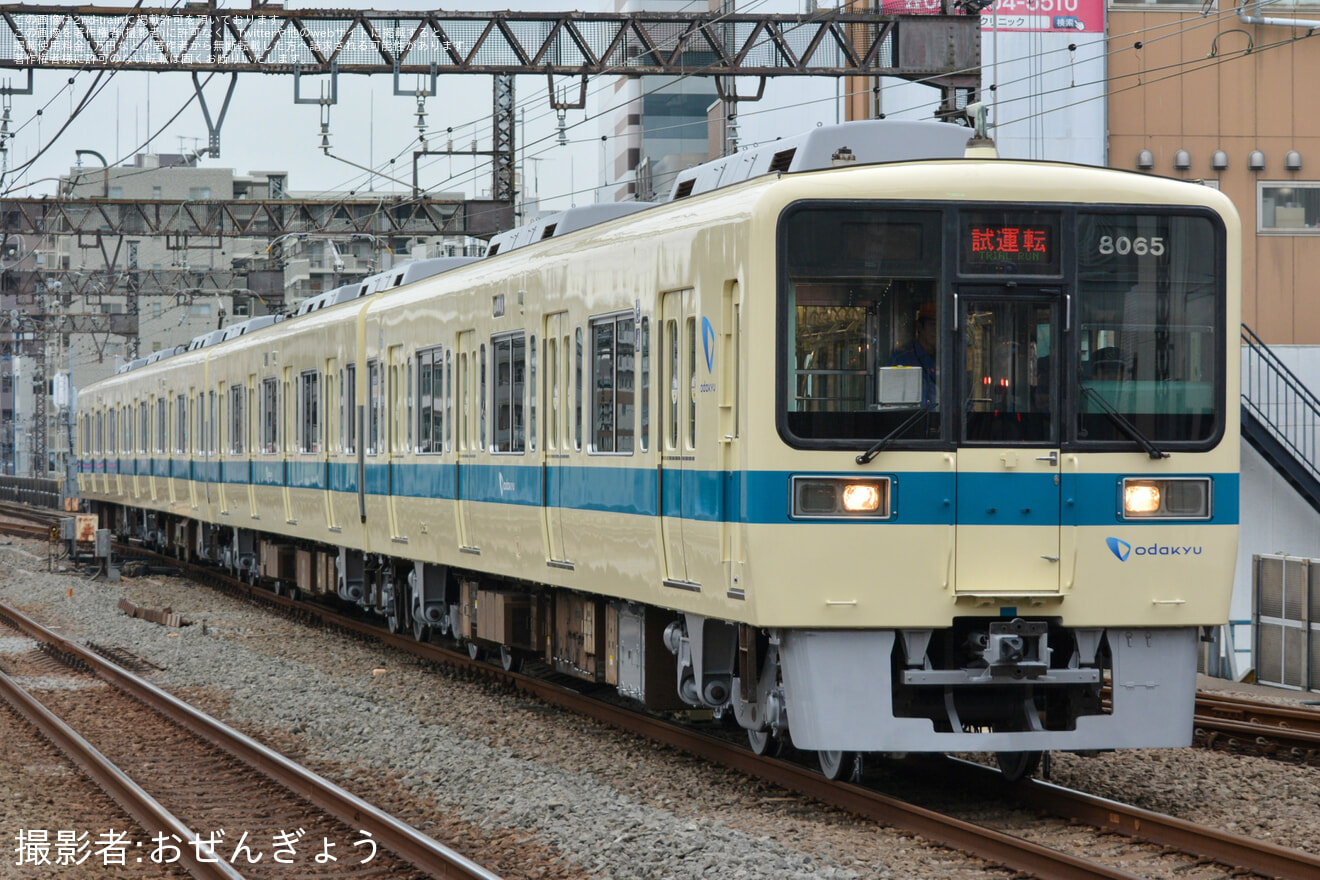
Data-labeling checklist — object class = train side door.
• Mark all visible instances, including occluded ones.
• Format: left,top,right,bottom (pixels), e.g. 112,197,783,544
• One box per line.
386,346,405,540
542,312,570,566
455,330,478,553
282,369,294,524
955,289,1063,593
660,289,696,588
323,366,339,531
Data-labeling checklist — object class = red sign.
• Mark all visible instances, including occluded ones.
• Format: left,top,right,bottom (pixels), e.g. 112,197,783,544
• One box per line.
967,225,1052,262
879,0,1104,35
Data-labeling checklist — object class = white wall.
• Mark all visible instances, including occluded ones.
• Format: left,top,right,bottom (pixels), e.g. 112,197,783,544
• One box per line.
1235,344,1320,673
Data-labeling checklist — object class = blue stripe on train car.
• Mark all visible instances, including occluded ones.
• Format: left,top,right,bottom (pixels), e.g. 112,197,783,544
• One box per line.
220,460,251,484
392,460,457,499
287,459,326,490
252,459,283,487
954,472,1061,527
108,459,1238,528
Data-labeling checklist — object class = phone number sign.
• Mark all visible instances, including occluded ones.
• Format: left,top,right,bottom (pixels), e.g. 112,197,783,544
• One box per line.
881,0,1104,34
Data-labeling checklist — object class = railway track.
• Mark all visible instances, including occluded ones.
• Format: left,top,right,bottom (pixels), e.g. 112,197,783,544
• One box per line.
0,600,500,880
3,511,1319,879
104,540,1320,880
1195,691,1320,763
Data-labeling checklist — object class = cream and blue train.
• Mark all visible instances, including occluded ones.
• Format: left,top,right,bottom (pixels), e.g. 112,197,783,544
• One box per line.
77,120,1240,779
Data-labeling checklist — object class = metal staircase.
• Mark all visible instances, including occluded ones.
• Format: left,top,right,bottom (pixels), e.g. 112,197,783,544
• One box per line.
1240,324,1320,515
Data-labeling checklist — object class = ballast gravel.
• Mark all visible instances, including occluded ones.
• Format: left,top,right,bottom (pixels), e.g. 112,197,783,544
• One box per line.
3,538,1320,879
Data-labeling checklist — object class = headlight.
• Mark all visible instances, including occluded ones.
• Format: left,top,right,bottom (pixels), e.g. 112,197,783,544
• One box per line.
792,476,890,519
1121,478,1211,519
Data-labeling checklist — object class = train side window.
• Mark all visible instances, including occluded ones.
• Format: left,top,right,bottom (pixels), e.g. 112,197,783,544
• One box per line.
522,332,528,453
444,349,453,453
95,410,104,456
176,394,188,455
574,326,583,451
345,364,357,454
479,343,488,451
283,374,293,454
491,332,526,454
458,351,468,452
640,317,650,452
666,319,679,450
546,336,558,451
367,360,380,455
208,391,216,455
156,398,167,454
260,377,279,453
229,385,245,454
406,359,413,451
299,371,320,453
388,363,398,453
106,408,116,455
589,313,635,454
417,348,434,453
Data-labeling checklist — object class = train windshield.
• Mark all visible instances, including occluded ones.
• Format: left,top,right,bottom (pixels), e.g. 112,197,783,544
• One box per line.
778,203,1225,450
1075,213,1221,445
780,207,945,444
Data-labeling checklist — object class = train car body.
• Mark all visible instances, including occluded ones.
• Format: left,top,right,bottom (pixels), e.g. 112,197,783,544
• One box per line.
78,121,1240,774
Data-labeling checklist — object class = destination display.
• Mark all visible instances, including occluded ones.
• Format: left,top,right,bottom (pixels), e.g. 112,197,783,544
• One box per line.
960,213,1060,275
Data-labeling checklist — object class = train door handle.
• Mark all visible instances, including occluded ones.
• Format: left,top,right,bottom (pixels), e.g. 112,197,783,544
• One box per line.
1035,451,1058,465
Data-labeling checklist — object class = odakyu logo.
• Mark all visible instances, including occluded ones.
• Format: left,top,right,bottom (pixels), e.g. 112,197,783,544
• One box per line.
1106,537,1203,561
701,316,715,374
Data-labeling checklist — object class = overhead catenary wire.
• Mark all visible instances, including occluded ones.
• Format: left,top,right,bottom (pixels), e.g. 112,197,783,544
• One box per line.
6,3,1288,240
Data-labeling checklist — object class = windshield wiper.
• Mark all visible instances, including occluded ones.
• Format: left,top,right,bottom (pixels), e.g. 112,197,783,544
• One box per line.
1078,385,1169,460
856,406,930,465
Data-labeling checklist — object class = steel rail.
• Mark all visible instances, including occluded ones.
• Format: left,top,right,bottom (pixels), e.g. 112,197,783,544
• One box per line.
9,525,1311,879
1198,691,1320,733
999,768,1320,880
0,600,502,880
509,678,1146,880
117,543,1317,880
1196,715,1320,753
0,667,244,880
136,556,1147,880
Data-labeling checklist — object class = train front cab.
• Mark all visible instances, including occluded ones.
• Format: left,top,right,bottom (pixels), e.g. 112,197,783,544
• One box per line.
755,163,1240,761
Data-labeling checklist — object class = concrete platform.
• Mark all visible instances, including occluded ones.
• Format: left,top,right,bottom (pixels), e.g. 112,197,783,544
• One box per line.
1197,673,1320,706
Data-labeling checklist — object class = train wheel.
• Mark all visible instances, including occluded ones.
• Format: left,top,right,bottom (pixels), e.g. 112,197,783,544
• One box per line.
386,606,402,634
747,728,779,756
499,645,523,673
995,751,1042,782
412,615,432,643
467,642,484,661
817,750,857,781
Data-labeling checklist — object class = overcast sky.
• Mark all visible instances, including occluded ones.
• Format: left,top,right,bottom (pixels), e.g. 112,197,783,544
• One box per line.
0,1,942,213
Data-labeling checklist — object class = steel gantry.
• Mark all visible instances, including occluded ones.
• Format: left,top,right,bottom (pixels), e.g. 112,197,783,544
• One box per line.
0,4,981,476
0,6,979,89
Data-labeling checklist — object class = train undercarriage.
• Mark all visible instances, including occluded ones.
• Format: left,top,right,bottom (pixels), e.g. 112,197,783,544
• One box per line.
99,503,1198,781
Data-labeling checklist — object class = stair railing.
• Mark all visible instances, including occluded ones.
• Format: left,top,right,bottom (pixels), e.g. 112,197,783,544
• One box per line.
1241,323,1320,488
